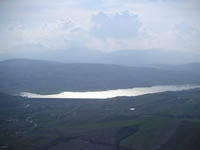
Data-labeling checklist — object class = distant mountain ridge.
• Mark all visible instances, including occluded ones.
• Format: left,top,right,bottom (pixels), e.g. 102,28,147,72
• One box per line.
0,59,200,94
1,48,200,66
153,63,200,73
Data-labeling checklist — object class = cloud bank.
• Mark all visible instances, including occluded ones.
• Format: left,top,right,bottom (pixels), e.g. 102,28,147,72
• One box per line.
91,11,141,38
0,0,200,53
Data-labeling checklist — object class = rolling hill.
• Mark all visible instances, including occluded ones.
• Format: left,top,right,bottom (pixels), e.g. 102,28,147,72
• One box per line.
0,89,200,150
0,59,200,94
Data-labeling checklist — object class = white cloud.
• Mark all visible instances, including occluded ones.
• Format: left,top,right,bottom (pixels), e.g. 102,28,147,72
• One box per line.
0,0,200,53
91,11,142,38
174,23,200,51
0,20,90,51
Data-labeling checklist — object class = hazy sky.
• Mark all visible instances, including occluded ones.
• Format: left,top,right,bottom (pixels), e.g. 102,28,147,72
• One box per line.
0,0,200,54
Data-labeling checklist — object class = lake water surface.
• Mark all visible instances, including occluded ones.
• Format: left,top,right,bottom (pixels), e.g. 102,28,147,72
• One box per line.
20,85,200,99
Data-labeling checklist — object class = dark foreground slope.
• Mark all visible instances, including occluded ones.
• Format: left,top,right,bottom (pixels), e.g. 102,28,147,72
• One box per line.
0,59,200,94
0,89,200,150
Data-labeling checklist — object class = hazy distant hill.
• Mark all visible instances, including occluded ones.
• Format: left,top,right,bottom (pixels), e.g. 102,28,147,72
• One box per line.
1,48,199,66
0,59,200,94
153,63,200,73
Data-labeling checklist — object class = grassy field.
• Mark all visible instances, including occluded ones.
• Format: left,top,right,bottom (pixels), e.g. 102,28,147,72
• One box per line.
0,89,200,150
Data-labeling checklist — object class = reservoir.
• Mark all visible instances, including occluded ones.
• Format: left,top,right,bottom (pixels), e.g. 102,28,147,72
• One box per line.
20,85,200,99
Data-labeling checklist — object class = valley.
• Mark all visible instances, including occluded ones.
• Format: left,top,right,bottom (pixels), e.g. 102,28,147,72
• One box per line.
1,89,200,150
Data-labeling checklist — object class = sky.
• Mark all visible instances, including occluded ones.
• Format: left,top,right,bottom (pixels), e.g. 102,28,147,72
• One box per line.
0,0,200,59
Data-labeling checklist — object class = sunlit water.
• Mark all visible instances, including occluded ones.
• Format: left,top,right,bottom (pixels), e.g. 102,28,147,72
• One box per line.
20,85,200,99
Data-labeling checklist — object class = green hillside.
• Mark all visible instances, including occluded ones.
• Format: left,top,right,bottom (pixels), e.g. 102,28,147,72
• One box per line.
0,89,200,150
